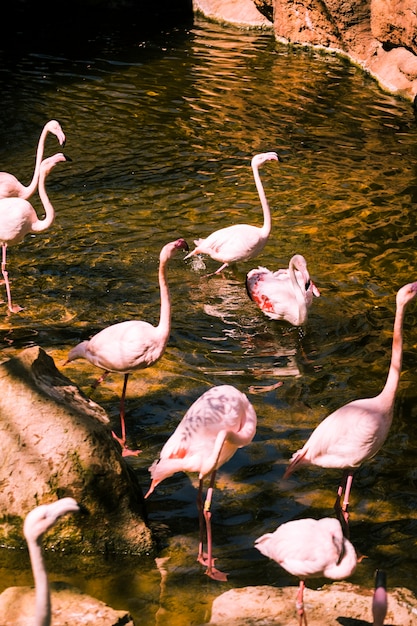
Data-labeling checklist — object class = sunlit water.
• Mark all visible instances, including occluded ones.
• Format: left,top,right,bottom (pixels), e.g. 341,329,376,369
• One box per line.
0,14,417,625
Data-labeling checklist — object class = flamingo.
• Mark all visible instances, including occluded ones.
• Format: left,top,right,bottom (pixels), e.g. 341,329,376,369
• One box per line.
23,498,81,626
65,238,189,457
246,254,320,326
0,120,66,200
373,569,388,626
255,517,357,626
0,152,70,313
283,281,417,535
184,152,279,275
145,384,257,581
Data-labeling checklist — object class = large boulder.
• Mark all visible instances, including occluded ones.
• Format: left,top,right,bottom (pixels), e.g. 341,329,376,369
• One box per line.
0,346,153,555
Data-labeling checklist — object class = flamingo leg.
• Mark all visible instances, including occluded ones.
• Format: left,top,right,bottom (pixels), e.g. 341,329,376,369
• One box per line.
206,262,229,277
111,373,141,457
296,580,308,626
90,370,110,391
1,243,22,313
334,470,353,537
197,470,228,582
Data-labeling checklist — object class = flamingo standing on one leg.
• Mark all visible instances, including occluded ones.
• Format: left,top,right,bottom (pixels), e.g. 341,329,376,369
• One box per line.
23,498,81,626
0,120,66,200
246,254,320,326
64,238,189,457
283,281,417,535
145,384,257,581
373,569,388,626
184,152,279,275
255,517,357,626
0,152,70,313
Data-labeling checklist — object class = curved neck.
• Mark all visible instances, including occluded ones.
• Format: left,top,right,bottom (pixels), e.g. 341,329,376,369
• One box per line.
23,125,49,198
156,254,171,340
289,260,307,323
252,162,271,236
27,539,51,626
379,298,406,404
30,166,55,232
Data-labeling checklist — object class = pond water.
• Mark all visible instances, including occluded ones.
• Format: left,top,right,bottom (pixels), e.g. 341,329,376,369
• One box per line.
0,13,417,625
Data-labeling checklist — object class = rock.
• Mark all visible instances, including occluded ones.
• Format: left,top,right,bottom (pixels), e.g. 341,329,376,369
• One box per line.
192,0,417,102
205,582,417,625
0,582,135,626
0,346,153,555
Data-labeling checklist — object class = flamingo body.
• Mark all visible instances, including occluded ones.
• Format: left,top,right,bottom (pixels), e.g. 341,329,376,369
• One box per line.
185,152,278,274
0,120,66,200
23,498,81,626
0,152,69,312
246,254,320,325
146,384,257,580
65,238,189,456
283,281,417,532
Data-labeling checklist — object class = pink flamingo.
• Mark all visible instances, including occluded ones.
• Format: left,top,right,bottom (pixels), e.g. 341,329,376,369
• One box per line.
255,517,357,626
373,569,388,626
0,152,70,313
145,384,257,581
0,120,66,200
283,281,417,535
246,254,320,326
184,152,278,275
23,498,81,626
65,238,189,457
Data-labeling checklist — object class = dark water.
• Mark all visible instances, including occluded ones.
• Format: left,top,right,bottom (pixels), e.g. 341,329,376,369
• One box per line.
0,14,417,625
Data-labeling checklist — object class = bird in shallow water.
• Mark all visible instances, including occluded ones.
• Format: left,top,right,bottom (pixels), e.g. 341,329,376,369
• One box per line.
185,152,279,275
0,120,66,200
283,281,417,536
24,498,81,626
255,517,357,626
0,152,70,313
145,384,257,581
65,238,189,457
246,253,320,326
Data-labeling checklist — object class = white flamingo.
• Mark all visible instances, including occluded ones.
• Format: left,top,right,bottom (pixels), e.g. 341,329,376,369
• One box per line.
65,238,189,457
373,569,388,626
283,281,417,535
0,152,69,313
0,120,66,200
145,384,257,581
185,152,278,275
246,254,320,325
23,498,81,626
255,517,357,626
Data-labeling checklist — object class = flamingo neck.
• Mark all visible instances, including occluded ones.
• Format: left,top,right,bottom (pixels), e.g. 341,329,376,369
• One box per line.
252,162,271,236
30,166,55,232
27,538,51,626
23,125,49,199
156,254,171,341
379,299,406,406
289,260,307,324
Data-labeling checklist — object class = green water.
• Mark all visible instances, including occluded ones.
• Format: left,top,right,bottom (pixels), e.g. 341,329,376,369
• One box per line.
0,14,417,625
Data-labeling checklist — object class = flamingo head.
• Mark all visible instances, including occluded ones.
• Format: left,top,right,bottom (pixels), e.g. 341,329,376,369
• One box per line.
39,152,71,177
396,281,417,308
160,238,189,262
251,151,279,169
23,497,81,544
45,119,66,146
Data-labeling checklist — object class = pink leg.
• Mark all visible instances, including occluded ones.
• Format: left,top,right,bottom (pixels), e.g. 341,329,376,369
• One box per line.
197,471,228,581
334,470,353,537
296,580,308,626
206,262,229,277
1,244,22,313
111,374,141,457
91,370,110,391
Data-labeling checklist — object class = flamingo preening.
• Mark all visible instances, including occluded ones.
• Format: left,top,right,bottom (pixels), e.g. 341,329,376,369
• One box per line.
145,384,257,581
185,152,279,275
283,281,417,535
255,517,357,626
246,254,320,326
23,498,81,626
0,120,66,200
0,152,70,313
65,238,189,457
